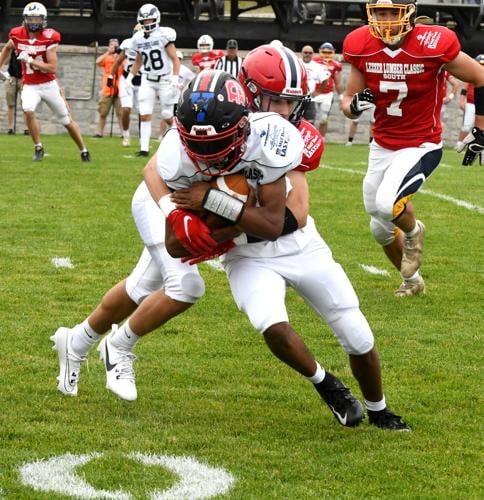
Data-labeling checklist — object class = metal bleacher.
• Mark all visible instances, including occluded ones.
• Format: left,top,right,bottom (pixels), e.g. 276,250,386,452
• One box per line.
1,0,482,55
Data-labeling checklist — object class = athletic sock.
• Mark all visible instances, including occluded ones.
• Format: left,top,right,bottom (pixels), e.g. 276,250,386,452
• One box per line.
110,321,140,352
70,320,102,357
405,224,420,238
306,361,325,384
139,121,151,152
365,396,386,412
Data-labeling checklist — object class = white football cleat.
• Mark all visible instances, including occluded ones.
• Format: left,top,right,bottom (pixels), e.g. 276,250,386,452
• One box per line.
122,137,131,147
98,327,137,402
51,327,86,397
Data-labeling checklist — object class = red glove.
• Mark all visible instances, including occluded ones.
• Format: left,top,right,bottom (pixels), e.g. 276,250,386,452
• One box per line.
181,240,235,265
167,209,217,255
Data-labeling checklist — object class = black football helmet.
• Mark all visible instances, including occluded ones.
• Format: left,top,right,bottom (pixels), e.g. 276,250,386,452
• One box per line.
176,70,249,176
367,0,417,45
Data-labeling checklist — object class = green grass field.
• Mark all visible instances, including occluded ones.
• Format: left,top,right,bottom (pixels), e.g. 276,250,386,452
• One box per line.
0,134,483,499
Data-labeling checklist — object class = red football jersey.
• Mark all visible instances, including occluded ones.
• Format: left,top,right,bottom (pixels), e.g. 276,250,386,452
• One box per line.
295,119,324,172
191,50,224,71
343,25,460,150
312,57,342,94
9,26,60,85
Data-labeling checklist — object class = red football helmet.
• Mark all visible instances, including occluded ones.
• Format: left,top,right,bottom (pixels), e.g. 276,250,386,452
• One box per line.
176,70,249,176
239,44,310,126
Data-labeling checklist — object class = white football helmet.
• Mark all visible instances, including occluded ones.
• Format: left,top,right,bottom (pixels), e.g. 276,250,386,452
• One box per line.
137,3,160,33
197,34,214,54
23,2,47,32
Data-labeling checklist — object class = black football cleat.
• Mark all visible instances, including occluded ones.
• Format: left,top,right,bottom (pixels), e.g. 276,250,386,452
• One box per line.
81,151,91,162
32,145,44,162
136,150,149,157
315,372,365,427
368,408,411,431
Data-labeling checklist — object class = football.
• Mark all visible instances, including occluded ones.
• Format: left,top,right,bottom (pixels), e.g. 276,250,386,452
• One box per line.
210,173,250,203
205,174,250,229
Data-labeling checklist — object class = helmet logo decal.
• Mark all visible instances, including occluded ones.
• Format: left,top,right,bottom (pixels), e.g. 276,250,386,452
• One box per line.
190,91,214,121
225,81,246,106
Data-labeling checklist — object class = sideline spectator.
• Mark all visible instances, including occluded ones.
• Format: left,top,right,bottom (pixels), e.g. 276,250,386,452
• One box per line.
300,44,330,124
94,38,123,138
4,51,28,135
214,39,243,78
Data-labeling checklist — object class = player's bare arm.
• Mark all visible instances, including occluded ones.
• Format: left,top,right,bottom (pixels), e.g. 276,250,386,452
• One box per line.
0,39,14,67
444,52,484,128
286,171,309,228
143,154,171,204
166,43,180,77
130,52,143,77
341,65,367,119
110,51,126,76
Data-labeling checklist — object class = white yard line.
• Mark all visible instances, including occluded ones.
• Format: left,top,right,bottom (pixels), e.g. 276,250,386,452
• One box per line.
50,257,74,269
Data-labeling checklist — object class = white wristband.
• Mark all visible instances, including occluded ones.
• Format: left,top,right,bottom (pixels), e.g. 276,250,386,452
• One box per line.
339,94,343,101
126,73,134,85
158,194,177,217
448,92,454,100
203,189,244,222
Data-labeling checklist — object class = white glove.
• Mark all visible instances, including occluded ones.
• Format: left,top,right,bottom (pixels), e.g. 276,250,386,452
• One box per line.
0,70,10,82
17,51,33,64
124,73,134,96
170,75,180,98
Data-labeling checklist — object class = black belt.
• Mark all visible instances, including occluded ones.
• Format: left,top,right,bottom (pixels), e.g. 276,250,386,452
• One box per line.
146,73,169,82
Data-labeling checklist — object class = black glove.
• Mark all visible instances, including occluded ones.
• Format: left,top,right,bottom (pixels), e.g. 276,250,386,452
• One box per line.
350,88,375,116
456,127,484,166
106,75,114,88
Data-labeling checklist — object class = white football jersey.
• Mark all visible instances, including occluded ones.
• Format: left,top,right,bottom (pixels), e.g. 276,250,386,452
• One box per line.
301,59,330,95
120,36,142,75
131,26,176,78
156,112,304,191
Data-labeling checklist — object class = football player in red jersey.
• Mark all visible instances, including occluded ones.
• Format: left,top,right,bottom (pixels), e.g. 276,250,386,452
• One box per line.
0,2,90,162
173,46,410,430
191,34,224,72
342,0,484,296
312,42,344,137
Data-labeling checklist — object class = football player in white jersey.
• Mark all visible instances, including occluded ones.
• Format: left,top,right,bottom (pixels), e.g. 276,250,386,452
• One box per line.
51,71,304,405
125,3,180,156
171,50,410,431
109,24,143,147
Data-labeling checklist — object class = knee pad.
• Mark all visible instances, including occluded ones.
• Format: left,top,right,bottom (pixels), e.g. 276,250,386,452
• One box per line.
331,307,375,355
370,217,396,246
125,270,163,305
59,114,71,126
161,107,174,120
164,271,205,304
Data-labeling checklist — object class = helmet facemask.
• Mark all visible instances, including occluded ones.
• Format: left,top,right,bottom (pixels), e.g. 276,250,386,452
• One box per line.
23,2,47,32
367,1,417,45
176,70,250,177
245,78,310,127
177,117,249,176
